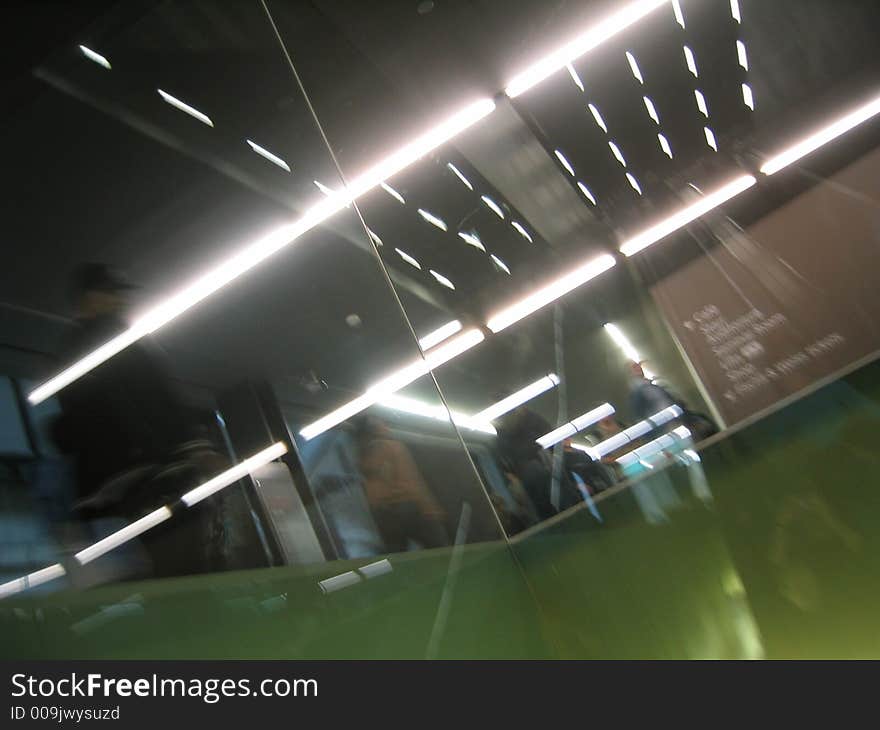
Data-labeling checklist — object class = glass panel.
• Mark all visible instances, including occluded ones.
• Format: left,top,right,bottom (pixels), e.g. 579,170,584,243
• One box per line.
266,0,880,539
0,0,516,658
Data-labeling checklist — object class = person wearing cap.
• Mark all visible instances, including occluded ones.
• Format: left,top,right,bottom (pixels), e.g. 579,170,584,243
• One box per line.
52,263,223,579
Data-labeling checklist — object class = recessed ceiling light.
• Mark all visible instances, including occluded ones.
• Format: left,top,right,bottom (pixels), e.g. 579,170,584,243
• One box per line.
246,139,291,171
694,89,709,117
625,51,644,84
742,83,755,110
609,140,627,167
395,248,422,269
671,0,685,28
380,182,406,204
555,149,576,175
446,162,473,190
481,195,505,219
491,254,511,275
27,98,496,405
577,181,597,205
643,96,660,124
79,45,111,70
511,221,534,243
418,208,448,231
704,126,718,151
683,46,698,77
619,174,756,256
567,64,585,92
658,133,673,158
430,270,456,289
458,231,486,251
588,103,608,133
157,89,213,127
626,172,643,194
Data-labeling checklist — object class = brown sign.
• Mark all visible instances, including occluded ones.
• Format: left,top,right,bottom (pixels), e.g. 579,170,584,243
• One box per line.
651,147,880,425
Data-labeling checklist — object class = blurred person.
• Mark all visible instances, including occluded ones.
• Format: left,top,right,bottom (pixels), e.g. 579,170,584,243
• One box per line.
493,403,580,520
561,440,605,522
354,415,449,553
593,414,625,482
494,470,540,534
627,362,717,440
594,412,679,525
563,438,615,495
628,361,677,421
597,413,624,442
51,263,225,580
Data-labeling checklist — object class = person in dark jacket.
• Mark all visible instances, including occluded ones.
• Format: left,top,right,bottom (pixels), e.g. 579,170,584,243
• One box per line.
627,361,718,439
494,405,580,521
52,264,223,578
628,361,677,421
53,265,194,505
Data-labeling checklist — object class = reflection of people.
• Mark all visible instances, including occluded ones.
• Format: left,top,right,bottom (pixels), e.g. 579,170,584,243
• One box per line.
355,415,449,553
628,361,676,420
628,362,717,440
494,405,555,520
563,439,614,494
494,405,580,520
597,413,624,442
593,415,625,481
494,471,540,534
51,264,223,578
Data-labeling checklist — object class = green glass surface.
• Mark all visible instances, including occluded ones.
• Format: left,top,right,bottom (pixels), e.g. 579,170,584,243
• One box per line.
3,359,879,659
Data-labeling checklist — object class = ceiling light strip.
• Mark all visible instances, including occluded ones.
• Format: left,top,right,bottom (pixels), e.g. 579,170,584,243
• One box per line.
75,506,173,565
299,329,485,440
619,174,756,256
536,403,615,449
0,563,66,600
760,93,880,175
504,0,669,97
487,254,615,333
472,374,560,423
418,319,463,351
180,442,287,508
379,394,495,435
28,98,495,404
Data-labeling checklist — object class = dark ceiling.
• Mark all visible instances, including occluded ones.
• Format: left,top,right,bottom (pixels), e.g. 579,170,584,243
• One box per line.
1,0,879,421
